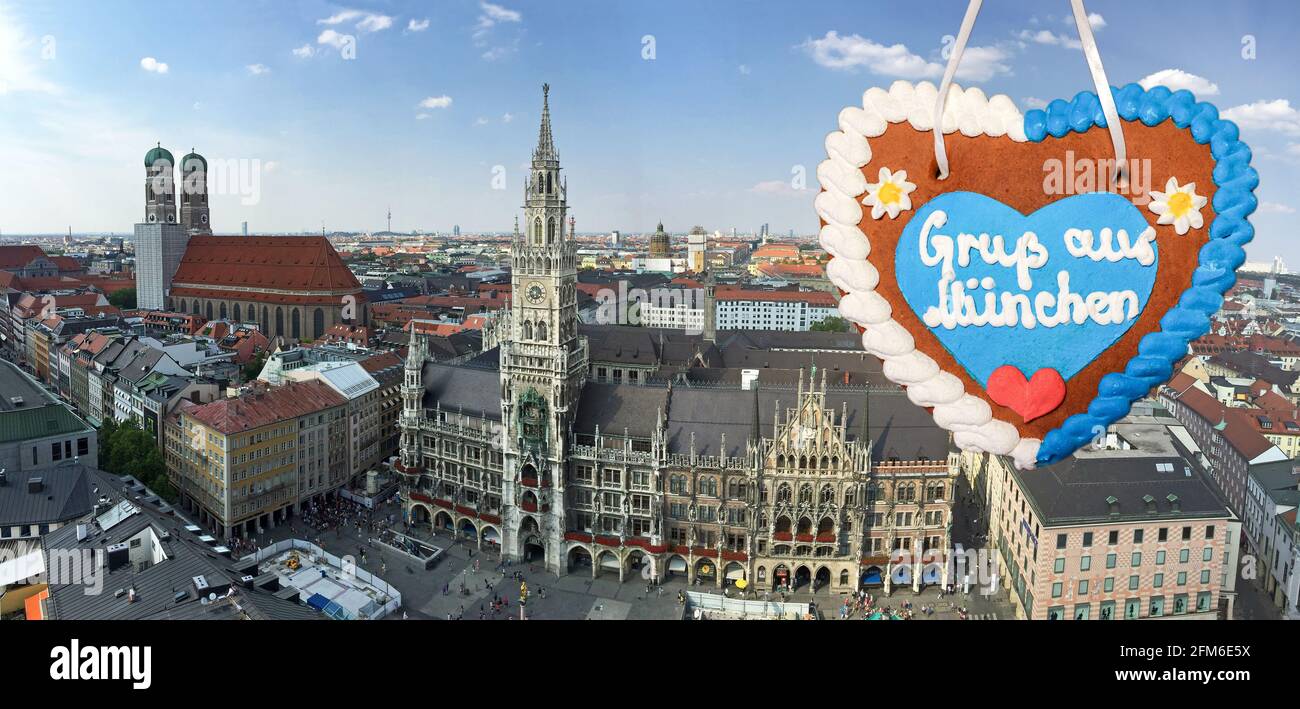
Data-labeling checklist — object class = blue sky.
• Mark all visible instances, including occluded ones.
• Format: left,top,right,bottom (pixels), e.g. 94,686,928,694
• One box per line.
1,0,1298,263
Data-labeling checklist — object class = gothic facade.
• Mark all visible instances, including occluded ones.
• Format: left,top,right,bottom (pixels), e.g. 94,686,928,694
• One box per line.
397,86,958,595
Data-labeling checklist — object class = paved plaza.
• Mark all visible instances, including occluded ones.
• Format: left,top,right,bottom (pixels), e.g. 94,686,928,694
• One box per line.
254,492,1018,621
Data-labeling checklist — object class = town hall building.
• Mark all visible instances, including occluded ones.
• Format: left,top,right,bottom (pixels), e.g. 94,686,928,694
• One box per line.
397,85,958,596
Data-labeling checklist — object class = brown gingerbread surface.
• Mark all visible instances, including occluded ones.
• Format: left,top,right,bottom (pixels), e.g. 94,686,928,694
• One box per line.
841,121,1215,438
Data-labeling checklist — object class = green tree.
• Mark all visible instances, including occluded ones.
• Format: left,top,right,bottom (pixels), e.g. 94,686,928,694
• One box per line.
243,351,267,382
108,287,137,310
811,316,851,333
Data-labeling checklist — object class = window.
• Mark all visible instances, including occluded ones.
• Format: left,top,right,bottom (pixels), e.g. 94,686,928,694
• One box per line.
1106,553,1117,569
1179,549,1190,563
1129,575,1139,590
51,442,62,461
1056,533,1067,550
1108,530,1118,545
1080,556,1091,572
1054,558,1065,573
1104,577,1114,592
1196,592,1212,612
1052,582,1063,598
1205,525,1215,539
1133,529,1144,544
1182,526,1192,541
1177,572,1187,586
1131,552,1142,567
1077,580,1088,595
77,437,89,456
1156,550,1166,565
1082,532,1093,547
1203,547,1213,562
1158,527,1168,542
1154,573,1164,588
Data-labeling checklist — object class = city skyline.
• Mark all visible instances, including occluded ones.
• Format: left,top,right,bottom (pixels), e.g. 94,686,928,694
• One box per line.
1,1,1299,257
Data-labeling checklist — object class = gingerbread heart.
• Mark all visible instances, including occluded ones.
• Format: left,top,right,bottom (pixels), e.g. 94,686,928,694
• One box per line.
819,81,1258,468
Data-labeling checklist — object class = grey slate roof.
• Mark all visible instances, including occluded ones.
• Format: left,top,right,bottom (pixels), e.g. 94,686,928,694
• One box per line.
574,382,669,438
658,383,950,461
1009,454,1233,526
0,465,94,527
421,361,501,420
42,468,321,621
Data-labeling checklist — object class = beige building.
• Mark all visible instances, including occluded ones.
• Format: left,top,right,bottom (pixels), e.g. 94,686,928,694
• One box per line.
982,421,1240,620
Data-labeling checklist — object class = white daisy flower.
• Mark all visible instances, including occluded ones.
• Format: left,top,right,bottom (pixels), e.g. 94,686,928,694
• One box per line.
1147,177,1207,235
862,167,917,220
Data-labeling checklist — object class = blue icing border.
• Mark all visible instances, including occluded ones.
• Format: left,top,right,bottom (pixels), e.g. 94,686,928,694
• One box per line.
1024,84,1258,465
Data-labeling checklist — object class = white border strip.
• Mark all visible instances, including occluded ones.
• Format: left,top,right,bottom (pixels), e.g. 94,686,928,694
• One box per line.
816,80,1041,470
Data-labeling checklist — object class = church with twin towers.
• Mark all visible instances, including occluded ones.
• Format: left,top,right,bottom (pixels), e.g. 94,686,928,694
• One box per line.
398,85,958,595
134,144,211,311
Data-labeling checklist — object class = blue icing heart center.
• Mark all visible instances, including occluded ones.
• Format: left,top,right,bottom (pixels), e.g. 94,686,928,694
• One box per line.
894,191,1157,387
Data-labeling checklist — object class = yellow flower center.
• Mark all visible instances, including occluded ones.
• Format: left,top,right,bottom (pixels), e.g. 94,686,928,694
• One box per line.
877,181,901,204
1166,191,1192,218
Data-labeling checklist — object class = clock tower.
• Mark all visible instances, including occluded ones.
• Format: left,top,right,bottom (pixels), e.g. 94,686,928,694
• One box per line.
499,84,588,574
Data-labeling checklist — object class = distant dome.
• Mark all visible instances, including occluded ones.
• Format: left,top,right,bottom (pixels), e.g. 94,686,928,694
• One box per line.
145,143,174,168
181,150,207,172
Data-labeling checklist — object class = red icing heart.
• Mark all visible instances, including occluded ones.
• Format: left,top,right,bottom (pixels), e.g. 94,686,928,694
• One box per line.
987,366,1066,423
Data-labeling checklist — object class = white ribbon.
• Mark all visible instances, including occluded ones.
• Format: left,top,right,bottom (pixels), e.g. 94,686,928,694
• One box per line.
934,0,1126,182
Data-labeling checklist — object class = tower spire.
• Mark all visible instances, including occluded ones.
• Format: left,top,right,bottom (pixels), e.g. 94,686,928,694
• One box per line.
533,83,556,162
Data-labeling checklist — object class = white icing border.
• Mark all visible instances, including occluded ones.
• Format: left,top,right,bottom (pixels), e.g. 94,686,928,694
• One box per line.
818,80,1042,470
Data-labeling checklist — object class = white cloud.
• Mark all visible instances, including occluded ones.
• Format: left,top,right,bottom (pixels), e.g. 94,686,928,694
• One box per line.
1023,97,1048,109
415,113,431,120
246,64,271,76
0,10,61,95
955,45,1013,82
1063,12,1106,30
1221,99,1300,136
502,113,514,123
800,31,1009,81
481,45,516,61
1139,69,1219,96
475,117,489,126
408,18,430,32
801,32,940,77
317,10,392,33
1016,29,1081,50
318,10,363,26
356,14,393,33
1259,201,1296,214
292,44,316,58
419,95,453,109
481,2,521,24
318,30,350,50
738,64,751,75
139,57,169,74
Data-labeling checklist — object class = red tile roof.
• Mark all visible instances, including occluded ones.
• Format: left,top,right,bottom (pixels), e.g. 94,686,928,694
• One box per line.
0,244,48,270
171,236,362,292
183,380,346,435
50,256,83,272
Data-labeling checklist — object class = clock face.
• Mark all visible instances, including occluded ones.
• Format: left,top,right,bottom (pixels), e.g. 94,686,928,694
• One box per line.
200,214,208,224
526,283,546,305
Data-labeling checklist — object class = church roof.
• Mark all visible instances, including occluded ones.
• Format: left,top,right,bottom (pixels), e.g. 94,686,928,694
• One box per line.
145,143,174,168
171,236,362,293
0,244,49,270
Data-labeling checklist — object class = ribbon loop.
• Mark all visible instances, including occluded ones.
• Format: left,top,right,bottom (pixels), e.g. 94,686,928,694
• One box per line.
933,0,1126,183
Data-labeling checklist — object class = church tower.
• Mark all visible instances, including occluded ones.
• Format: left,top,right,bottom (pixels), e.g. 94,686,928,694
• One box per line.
499,84,588,573
144,143,177,224
179,150,211,235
